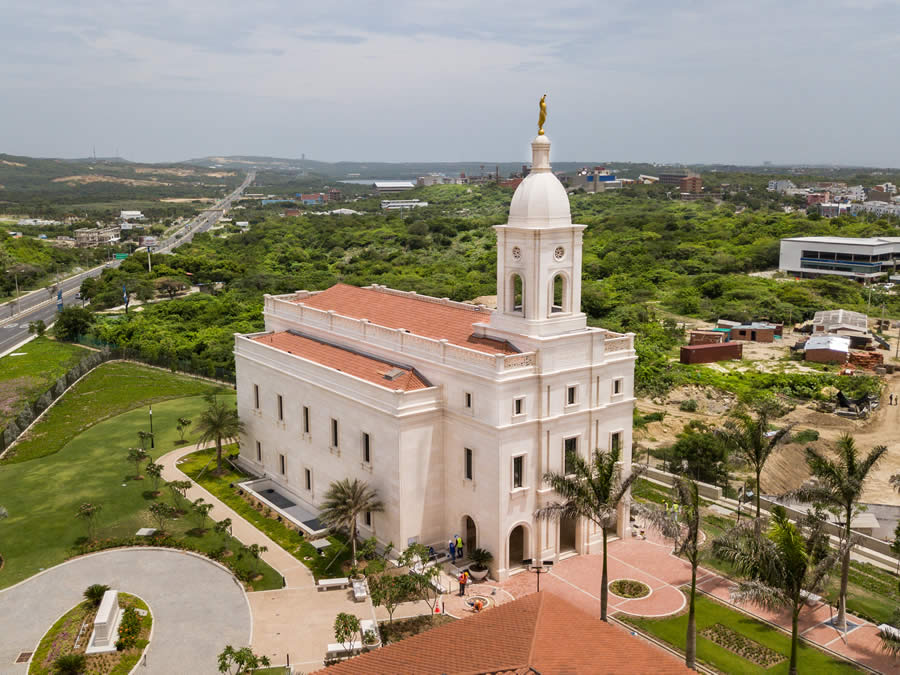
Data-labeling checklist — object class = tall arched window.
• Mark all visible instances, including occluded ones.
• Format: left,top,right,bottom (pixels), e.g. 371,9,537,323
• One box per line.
550,273,567,315
510,274,525,315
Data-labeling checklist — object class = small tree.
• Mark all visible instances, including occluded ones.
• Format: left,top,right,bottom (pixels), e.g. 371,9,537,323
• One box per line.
53,654,86,675
167,479,192,510
76,502,102,541
126,447,148,479
369,573,414,625
145,461,163,494
53,305,94,341
148,502,177,533
217,645,271,674
83,584,110,607
176,417,192,443
137,430,153,452
399,543,442,619
334,612,361,655
28,319,46,337
191,498,214,531
214,517,232,540
246,543,268,573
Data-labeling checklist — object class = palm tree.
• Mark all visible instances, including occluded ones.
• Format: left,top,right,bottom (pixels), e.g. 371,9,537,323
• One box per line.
318,478,384,566
890,473,900,493
713,506,838,675
721,406,791,517
789,434,887,632
636,478,702,669
534,447,644,621
195,395,245,474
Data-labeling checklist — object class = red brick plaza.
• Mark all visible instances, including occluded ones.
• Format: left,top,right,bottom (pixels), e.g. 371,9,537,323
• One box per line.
445,532,894,674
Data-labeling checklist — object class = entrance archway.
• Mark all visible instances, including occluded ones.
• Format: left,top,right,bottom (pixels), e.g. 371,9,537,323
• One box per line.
508,524,529,570
463,515,477,554
560,517,577,553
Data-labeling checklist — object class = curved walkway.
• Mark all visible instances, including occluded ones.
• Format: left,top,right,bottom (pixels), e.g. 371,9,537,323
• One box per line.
0,548,250,674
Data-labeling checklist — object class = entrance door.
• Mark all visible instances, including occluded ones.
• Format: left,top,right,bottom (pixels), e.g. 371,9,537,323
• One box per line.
560,517,577,553
464,516,477,554
508,525,528,569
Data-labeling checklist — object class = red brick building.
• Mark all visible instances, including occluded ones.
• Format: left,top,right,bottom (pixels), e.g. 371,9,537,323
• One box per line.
679,176,703,193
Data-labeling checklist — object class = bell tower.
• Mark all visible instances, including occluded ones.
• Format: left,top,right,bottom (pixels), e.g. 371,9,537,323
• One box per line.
489,133,587,338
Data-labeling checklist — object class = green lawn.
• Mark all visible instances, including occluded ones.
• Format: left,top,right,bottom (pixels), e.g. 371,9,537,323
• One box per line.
624,592,860,674
0,336,87,428
178,448,356,580
0,363,281,590
2,361,220,464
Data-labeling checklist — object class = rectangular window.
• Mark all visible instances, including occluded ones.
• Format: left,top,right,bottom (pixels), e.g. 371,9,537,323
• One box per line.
611,431,622,453
331,418,339,447
362,432,371,463
567,385,577,405
613,378,623,395
254,384,260,409
464,447,473,480
277,394,283,421
512,456,524,489
364,511,372,527
564,437,577,474
513,397,524,416
256,441,261,461
305,468,311,491
464,392,472,409
303,406,310,433
279,454,285,475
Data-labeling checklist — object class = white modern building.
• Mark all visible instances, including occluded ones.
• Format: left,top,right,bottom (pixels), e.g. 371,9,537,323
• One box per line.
779,236,900,280
373,181,415,194
381,199,429,211
233,131,637,579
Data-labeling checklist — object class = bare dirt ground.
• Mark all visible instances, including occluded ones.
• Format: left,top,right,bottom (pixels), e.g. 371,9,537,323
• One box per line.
160,197,215,203
1,160,25,167
636,373,900,506
133,168,235,178
51,175,171,187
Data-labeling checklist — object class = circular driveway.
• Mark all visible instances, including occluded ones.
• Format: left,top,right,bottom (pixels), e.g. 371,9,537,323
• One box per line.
0,548,251,673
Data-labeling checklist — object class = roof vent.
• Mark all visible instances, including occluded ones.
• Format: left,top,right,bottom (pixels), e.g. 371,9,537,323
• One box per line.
383,368,406,381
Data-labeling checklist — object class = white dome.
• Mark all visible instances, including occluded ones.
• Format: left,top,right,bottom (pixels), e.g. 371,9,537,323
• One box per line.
507,135,572,228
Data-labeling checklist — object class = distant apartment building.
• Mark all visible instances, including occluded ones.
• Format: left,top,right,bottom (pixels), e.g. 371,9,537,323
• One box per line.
679,176,703,194
570,167,622,192
866,188,892,203
767,179,796,193
875,182,897,194
380,199,429,211
660,170,696,186
297,193,326,205
328,188,342,202
806,191,830,206
856,201,900,218
779,236,900,280
374,181,415,194
119,210,145,221
817,202,854,218
74,225,121,248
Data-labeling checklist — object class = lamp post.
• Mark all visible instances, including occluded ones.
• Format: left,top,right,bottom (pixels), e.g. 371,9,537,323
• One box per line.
522,559,554,592
149,405,154,449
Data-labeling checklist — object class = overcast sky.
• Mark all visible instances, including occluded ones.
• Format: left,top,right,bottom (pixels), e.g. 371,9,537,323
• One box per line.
2,0,899,166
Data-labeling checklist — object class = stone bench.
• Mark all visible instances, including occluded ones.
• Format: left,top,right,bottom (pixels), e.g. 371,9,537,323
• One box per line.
317,577,350,591
800,590,823,606
352,578,368,602
326,641,362,657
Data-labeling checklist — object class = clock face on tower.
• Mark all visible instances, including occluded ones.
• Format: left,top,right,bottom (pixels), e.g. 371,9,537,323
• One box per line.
554,246,565,261
512,246,522,261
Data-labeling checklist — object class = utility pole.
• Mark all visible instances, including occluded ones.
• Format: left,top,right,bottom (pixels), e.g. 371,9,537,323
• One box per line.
147,246,152,274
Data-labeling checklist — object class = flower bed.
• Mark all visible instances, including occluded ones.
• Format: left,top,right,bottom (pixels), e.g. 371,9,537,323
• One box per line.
700,623,786,668
28,593,152,675
609,579,651,599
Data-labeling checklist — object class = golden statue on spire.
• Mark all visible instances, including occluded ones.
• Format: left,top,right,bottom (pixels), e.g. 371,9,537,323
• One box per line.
538,94,547,135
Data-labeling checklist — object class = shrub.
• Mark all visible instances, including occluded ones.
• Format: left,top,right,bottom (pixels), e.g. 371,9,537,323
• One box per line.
83,584,110,607
792,429,820,444
115,606,141,651
52,653,86,674
679,399,698,412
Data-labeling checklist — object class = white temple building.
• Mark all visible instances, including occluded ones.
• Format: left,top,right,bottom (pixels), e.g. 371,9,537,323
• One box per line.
233,130,636,579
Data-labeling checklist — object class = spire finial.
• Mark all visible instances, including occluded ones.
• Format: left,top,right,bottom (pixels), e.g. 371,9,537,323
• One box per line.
538,94,547,135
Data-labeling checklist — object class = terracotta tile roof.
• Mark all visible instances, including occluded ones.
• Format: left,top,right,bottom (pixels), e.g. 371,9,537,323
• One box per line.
251,331,430,392
312,591,692,675
292,284,518,355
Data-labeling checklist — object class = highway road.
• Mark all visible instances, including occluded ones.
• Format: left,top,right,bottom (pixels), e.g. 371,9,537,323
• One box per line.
0,172,255,356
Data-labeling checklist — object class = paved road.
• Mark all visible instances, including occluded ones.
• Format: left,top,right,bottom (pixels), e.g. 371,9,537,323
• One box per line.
0,172,255,355
0,548,251,674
